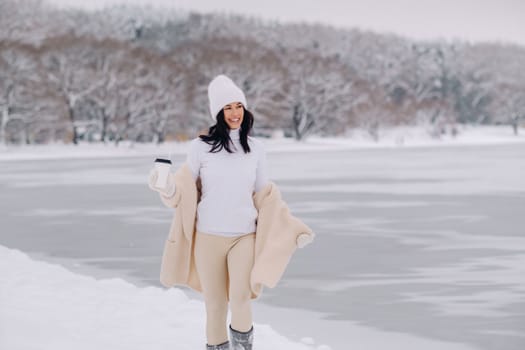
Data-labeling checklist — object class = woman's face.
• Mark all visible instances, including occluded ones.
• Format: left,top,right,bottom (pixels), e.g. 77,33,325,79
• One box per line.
223,102,244,130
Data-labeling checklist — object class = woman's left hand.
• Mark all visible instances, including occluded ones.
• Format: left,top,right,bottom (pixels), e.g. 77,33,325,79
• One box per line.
296,233,314,248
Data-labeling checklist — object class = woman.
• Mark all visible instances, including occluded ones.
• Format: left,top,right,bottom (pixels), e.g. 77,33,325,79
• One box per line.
149,75,314,350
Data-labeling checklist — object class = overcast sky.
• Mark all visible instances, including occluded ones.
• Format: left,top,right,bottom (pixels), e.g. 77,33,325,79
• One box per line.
45,0,525,46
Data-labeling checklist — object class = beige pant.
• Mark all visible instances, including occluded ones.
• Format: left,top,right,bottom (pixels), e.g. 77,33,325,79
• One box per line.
194,231,255,346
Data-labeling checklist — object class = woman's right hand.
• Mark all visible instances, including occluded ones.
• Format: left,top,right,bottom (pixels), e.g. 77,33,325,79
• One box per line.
148,168,176,197
148,168,160,191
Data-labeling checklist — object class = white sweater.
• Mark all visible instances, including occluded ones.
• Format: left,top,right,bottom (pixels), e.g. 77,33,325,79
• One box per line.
185,128,269,236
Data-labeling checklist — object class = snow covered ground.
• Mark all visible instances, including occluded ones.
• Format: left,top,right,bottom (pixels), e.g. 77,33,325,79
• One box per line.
0,245,479,350
0,245,324,350
1,125,524,350
0,125,523,162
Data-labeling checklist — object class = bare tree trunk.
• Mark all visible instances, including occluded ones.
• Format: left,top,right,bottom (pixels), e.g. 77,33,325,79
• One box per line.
0,106,8,145
63,94,79,144
24,123,31,145
368,120,379,142
1,85,14,145
68,103,79,145
292,104,315,141
154,130,164,145
100,112,109,143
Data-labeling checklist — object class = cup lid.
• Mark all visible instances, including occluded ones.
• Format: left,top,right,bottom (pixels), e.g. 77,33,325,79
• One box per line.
154,158,172,164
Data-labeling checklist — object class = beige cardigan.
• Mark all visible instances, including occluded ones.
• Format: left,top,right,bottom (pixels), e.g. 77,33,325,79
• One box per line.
157,163,314,298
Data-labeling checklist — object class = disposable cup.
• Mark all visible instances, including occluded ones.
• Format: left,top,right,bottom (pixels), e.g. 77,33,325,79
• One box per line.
154,158,172,189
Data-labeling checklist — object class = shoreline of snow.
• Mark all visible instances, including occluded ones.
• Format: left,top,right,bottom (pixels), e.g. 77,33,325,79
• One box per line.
0,244,479,350
0,245,327,350
0,125,523,162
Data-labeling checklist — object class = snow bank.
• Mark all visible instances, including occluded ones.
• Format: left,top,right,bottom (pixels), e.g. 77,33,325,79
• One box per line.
0,245,481,350
0,245,324,350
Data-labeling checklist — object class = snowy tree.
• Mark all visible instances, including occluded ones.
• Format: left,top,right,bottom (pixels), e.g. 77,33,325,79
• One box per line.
382,43,435,122
403,43,462,137
0,41,55,144
73,40,186,144
478,44,525,134
0,0,48,43
90,49,187,145
168,36,288,135
283,50,357,140
498,90,525,135
144,62,186,144
39,36,113,144
81,48,127,143
489,48,525,134
2,0,525,144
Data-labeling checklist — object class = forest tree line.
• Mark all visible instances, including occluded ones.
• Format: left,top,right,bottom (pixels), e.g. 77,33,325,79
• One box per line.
1,0,524,145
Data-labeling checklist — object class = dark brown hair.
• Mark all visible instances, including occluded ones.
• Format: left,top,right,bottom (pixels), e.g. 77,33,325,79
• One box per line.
199,108,254,153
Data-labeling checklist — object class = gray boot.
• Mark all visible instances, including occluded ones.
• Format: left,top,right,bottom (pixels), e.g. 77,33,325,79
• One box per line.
229,325,254,350
206,340,230,350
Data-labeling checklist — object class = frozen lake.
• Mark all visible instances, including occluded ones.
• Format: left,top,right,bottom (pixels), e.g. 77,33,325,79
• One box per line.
1,143,524,350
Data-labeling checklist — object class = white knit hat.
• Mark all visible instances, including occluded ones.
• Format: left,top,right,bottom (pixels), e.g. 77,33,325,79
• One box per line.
207,74,248,121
